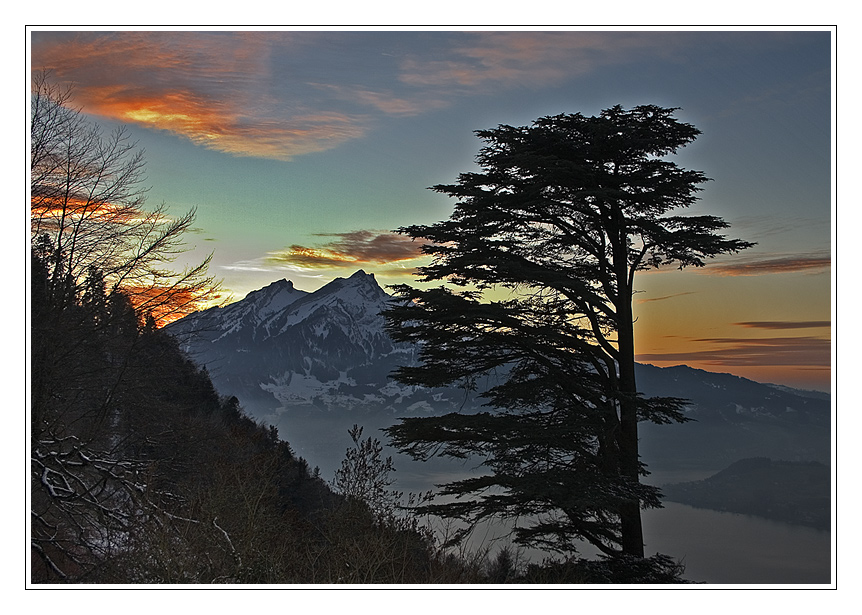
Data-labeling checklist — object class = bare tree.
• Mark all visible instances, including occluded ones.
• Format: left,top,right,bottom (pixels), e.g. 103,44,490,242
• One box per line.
30,71,220,326
30,73,224,581
332,425,402,521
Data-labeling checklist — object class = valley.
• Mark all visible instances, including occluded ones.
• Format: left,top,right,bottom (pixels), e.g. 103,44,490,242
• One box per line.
166,270,833,583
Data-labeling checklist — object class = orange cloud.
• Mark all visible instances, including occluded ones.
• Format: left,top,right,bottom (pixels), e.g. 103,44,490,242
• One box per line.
32,194,144,223
76,86,365,161
126,284,223,328
733,321,831,330
266,246,356,269
637,335,831,368
264,230,425,270
31,32,368,161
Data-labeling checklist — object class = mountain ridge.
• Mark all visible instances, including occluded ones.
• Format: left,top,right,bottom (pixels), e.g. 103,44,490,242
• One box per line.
167,271,831,473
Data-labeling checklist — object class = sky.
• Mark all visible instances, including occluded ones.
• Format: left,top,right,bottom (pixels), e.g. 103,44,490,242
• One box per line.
28,27,834,392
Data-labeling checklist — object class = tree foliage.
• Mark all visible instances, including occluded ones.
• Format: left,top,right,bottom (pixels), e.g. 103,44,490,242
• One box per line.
332,425,403,520
385,105,753,560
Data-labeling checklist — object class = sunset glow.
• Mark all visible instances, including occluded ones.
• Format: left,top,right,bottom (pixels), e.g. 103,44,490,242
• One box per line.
29,28,834,391
126,284,223,328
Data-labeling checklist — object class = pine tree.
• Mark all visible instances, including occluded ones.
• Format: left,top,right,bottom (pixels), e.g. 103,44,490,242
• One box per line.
384,105,753,560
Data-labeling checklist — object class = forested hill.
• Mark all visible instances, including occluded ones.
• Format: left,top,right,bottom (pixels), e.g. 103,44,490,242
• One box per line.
29,247,437,583
30,245,689,584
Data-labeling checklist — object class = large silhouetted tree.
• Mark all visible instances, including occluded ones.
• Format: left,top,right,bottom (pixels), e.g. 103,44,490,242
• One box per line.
385,105,753,561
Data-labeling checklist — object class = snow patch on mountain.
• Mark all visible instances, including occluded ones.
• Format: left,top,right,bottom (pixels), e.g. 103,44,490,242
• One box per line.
167,270,440,415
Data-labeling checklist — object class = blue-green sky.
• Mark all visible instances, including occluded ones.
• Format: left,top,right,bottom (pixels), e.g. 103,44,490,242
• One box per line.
29,28,833,390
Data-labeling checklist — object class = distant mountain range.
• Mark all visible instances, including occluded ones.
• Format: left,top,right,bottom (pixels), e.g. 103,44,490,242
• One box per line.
167,271,831,474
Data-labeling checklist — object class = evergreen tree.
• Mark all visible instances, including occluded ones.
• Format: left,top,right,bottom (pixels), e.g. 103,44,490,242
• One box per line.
385,105,753,560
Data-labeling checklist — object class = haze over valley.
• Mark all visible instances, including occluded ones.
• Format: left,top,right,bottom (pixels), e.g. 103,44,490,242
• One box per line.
167,271,832,583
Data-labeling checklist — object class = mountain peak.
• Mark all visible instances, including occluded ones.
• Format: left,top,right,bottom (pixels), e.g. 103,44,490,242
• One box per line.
334,270,389,302
347,269,375,282
232,277,307,322
263,278,294,291
311,270,387,300
239,277,296,300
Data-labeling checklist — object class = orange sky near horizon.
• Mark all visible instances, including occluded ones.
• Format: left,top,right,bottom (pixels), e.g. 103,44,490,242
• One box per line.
631,267,831,391
29,29,834,392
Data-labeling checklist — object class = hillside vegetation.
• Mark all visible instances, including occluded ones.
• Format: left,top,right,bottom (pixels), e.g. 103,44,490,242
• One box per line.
30,244,451,583
32,245,688,584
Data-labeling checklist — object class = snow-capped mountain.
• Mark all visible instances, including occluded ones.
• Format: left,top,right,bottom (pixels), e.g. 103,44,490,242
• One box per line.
168,270,467,417
168,271,831,474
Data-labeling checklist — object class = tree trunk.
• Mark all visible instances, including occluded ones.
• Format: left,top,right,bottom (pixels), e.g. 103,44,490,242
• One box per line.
616,273,645,557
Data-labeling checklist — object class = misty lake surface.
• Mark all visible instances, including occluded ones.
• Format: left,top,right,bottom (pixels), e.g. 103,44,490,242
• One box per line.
274,410,832,585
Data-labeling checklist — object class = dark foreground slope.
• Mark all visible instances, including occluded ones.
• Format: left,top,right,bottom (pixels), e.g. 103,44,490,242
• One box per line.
30,255,436,584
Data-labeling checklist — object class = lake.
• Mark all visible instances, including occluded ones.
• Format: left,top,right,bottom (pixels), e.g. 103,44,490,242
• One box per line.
641,502,831,584
272,410,833,585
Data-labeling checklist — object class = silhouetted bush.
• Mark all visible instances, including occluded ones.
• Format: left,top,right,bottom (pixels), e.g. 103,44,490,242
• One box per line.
520,553,687,584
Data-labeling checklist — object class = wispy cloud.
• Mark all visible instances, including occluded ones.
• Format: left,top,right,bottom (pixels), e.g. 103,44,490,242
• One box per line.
636,291,697,304
262,230,425,271
398,31,674,91
310,83,448,116
703,253,831,276
29,30,708,162
731,215,830,242
31,31,369,161
637,335,830,367
733,321,831,330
